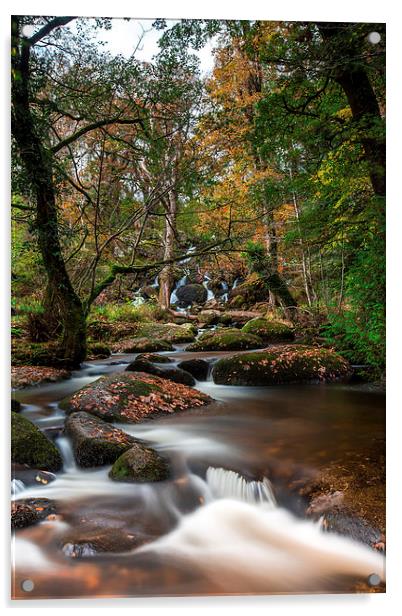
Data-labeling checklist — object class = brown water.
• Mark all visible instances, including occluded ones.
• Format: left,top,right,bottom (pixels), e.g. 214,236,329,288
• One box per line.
11,348,385,599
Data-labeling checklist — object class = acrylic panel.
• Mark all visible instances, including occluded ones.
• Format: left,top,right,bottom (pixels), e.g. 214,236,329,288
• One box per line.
11,16,386,599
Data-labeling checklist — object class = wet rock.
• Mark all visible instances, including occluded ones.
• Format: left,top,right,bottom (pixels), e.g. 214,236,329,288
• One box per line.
126,360,196,386
197,310,222,326
11,463,56,490
11,398,21,412
64,412,137,467
60,372,212,423
241,318,295,342
11,365,71,389
12,498,56,530
11,412,63,472
177,359,210,381
317,507,383,548
60,528,144,558
136,353,173,363
186,328,264,352
86,343,111,360
213,345,351,385
176,283,207,307
109,444,170,483
112,337,174,353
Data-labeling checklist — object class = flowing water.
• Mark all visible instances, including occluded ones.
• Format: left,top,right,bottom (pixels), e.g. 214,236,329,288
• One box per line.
11,347,385,599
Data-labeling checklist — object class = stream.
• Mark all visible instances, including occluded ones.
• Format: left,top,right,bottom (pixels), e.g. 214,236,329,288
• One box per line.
11,346,386,599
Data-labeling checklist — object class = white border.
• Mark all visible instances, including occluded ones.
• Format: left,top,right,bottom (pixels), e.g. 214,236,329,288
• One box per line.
1,1,401,614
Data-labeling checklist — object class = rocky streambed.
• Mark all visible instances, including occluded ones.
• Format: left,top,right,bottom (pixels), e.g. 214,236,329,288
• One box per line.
11,322,385,598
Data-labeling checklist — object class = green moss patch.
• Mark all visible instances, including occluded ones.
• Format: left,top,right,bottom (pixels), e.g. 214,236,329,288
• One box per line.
241,318,295,342
61,372,211,423
109,444,170,483
186,328,264,351
212,345,351,386
11,412,63,471
111,337,174,353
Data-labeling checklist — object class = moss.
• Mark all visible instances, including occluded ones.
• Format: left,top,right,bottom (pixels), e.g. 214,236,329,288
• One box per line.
109,444,170,483
135,322,197,343
86,343,111,359
241,318,295,342
186,328,264,351
11,412,63,471
213,345,351,386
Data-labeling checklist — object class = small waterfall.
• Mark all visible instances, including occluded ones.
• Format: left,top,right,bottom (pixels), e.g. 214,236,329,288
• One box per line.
232,278,239,289
206,467,277,507
132,292,145,307
170,275,187,305
11,478,26,496
56,436,76,472
202,274,215,301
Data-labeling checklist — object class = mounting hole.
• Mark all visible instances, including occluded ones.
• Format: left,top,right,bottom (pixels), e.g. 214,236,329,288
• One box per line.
21,579,34,592
368,573,381,586
367,32,381,45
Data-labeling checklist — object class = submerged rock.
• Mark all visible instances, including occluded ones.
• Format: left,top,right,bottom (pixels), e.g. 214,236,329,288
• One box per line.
186,328,264,352
176,283,207,307
109,444,170,483
212,345,351,386
60,528,144,558
126,360,196,387
11,463,56,490
64,412,137,467
241,318,295,342
11,498,56,530
60,372,212,423
11,412,63,472
177,359,210,381
111,337,174,353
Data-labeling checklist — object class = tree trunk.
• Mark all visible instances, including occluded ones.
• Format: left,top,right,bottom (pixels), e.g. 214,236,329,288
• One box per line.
159,191,178,309
11,17,86,366
318,23,385,198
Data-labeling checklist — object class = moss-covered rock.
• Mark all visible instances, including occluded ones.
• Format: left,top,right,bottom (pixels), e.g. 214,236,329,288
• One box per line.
109,444,170,483
175,283,207,307
112,337,174,353
241,318,295,342
135,353,173,363
11,413,63,471
126,360,196,386
213,345,351,386
86,343,111,360
11,341,75,369
60,372,212,423
65,412,137,467
197,310,222,326
135,322,197,343
228,273,267,308
186,328,264,352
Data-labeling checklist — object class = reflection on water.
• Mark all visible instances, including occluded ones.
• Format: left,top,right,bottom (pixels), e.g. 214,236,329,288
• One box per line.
11,352,385,599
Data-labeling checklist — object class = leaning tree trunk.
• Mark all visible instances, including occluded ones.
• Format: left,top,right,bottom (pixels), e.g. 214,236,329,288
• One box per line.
11,17,86,366
159,190,178,310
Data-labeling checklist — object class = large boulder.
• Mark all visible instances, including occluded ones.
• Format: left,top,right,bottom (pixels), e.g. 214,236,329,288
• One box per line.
186,328,264,352
213,345,351,386
126,360,195,387
175,284,207,307
177,359,210,381
197,310,222,326
64,412,137,467
135,322,197,343
109,444,170,483
60,372,211,423
11,412,63,472
111,337,173,353
241,318,295,342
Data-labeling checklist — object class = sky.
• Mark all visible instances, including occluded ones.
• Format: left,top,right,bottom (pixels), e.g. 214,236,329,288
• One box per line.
94,18,216,74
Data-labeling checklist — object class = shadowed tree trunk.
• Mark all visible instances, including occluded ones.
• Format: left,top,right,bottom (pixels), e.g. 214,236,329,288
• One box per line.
318,22,385,198
159,190,178,309
11,16,86,366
